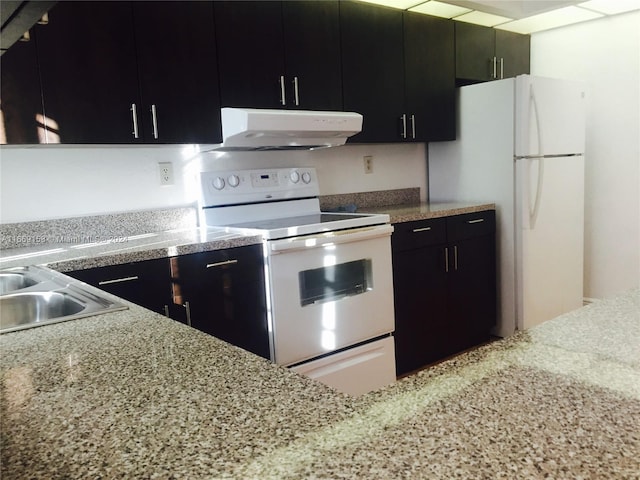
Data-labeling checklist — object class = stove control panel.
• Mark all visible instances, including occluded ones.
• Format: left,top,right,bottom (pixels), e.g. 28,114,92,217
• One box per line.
200,167,320,207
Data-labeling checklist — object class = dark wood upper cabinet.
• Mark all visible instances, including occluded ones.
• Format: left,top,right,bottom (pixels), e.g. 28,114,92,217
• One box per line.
456,22,530,84
27,1,221,144
403,11,455,142
132,1,221,144
281,1,342,110
0,36,44,144
214,1,285,109
214,1,342,111
495,30,531,80
340,1,405,143
35,1,141,143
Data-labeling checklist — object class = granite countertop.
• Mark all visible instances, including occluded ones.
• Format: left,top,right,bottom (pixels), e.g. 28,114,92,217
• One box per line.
361,201,495,223
0,227,262,272
2,288,638,478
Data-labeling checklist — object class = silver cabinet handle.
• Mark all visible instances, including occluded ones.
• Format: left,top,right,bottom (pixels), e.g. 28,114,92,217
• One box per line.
184,301,192,327
454,245,458,271
492,56,497,79
130,103,139,138
410,114,416,139
151,104,159,139
412,226,431,233
293,76,300,106
500,58,504,79
444,247,449,273
467,218,485,224
279,75,286,105
401,114,407,139
98,276,139,286
163,305,169,317
206,259,238,269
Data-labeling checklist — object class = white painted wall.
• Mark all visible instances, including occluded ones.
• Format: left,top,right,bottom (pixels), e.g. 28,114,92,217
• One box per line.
0,142,426,223
530,11,640,300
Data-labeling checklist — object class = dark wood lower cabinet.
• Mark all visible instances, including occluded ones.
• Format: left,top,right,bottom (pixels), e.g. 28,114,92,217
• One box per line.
67,258,172,316
170,245,270,360
392,211,496,376
67,245,269,360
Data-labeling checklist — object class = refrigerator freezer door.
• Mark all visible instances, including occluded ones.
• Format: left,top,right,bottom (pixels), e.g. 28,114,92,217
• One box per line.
515,75,586,158
515,154,585,330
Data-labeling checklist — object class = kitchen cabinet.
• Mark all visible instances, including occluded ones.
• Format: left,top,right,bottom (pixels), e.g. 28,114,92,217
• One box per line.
341,3,455,143
403,11,456,142
391,210,496,376
131,1,221,144
171,245,270,360
67,258,173,316
0,35,44,144
35,1,141,143
32,1,221,144
214,1,342,111
455,22,530,84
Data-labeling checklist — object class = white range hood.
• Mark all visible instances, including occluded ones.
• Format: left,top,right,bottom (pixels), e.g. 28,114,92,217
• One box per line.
212,107,363,151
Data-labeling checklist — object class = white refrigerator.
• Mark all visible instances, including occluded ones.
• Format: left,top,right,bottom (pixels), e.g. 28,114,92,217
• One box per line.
429,74,586,337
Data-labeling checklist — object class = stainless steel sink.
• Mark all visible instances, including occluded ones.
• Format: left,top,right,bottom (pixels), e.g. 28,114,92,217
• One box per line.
0,266,128,334
0,272,39,294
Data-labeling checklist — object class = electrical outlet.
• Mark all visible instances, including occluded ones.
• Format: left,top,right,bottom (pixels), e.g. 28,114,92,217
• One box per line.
158,162,174,185
363,155,373,174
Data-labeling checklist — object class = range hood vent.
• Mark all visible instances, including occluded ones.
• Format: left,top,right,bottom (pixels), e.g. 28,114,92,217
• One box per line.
211,108,363,151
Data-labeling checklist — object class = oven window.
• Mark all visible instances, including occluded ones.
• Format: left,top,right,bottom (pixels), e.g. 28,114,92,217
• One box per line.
298,259,372,306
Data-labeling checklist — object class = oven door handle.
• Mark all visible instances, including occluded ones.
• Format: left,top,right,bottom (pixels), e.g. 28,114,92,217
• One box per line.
269,224,394,253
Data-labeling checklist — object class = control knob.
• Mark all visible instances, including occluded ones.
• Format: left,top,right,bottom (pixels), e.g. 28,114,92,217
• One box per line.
228,174,240,187
289,171,300,183
212,177,225,190
301,171,312,184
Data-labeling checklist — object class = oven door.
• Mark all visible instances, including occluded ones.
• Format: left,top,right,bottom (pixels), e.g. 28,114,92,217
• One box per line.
267,224,395,366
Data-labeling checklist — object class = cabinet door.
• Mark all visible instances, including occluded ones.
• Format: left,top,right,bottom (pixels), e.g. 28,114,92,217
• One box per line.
133,1,222,143
282,1,342,110
174,246,270,359
392,218,448,376
403,12,455,142
446,211,497,352
496,30,530,79
35,1,141,143
341,2,405,143
0,36,44,144
455,22,495,84
214,1,285,109
67,258,172,315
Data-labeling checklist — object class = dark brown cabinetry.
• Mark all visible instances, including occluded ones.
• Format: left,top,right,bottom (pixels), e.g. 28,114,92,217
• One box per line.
171,245,270,360
0,36,43,144
392,211,496,376
341,3,455,143
67,258,173,316
23,1,221,144
67,245,269,359
214,1,342,111
455,22,530,84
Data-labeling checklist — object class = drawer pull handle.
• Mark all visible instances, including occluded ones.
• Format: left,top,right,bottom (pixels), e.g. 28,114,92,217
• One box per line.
206,259,238,269
98,276,139,285
467,218,485,224
412,227,432,233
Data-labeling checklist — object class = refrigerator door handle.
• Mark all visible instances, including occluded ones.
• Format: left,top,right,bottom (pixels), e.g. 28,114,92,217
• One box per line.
530,84,544,156
522,156,545,230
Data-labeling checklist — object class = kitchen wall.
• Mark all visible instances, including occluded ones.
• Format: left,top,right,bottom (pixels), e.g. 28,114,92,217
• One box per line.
0,142,427,223
530,10,640,300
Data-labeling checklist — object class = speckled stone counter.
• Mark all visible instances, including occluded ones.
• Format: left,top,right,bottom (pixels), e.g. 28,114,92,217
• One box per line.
2,288,638,479
0,207,262,272
362,201,496,223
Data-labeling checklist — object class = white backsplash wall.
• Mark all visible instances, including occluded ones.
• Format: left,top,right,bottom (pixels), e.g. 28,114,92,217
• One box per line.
0,143,427,223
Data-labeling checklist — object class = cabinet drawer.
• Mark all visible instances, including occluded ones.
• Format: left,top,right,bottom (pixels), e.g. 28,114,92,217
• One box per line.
392,218,447,252
446,210,495,242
